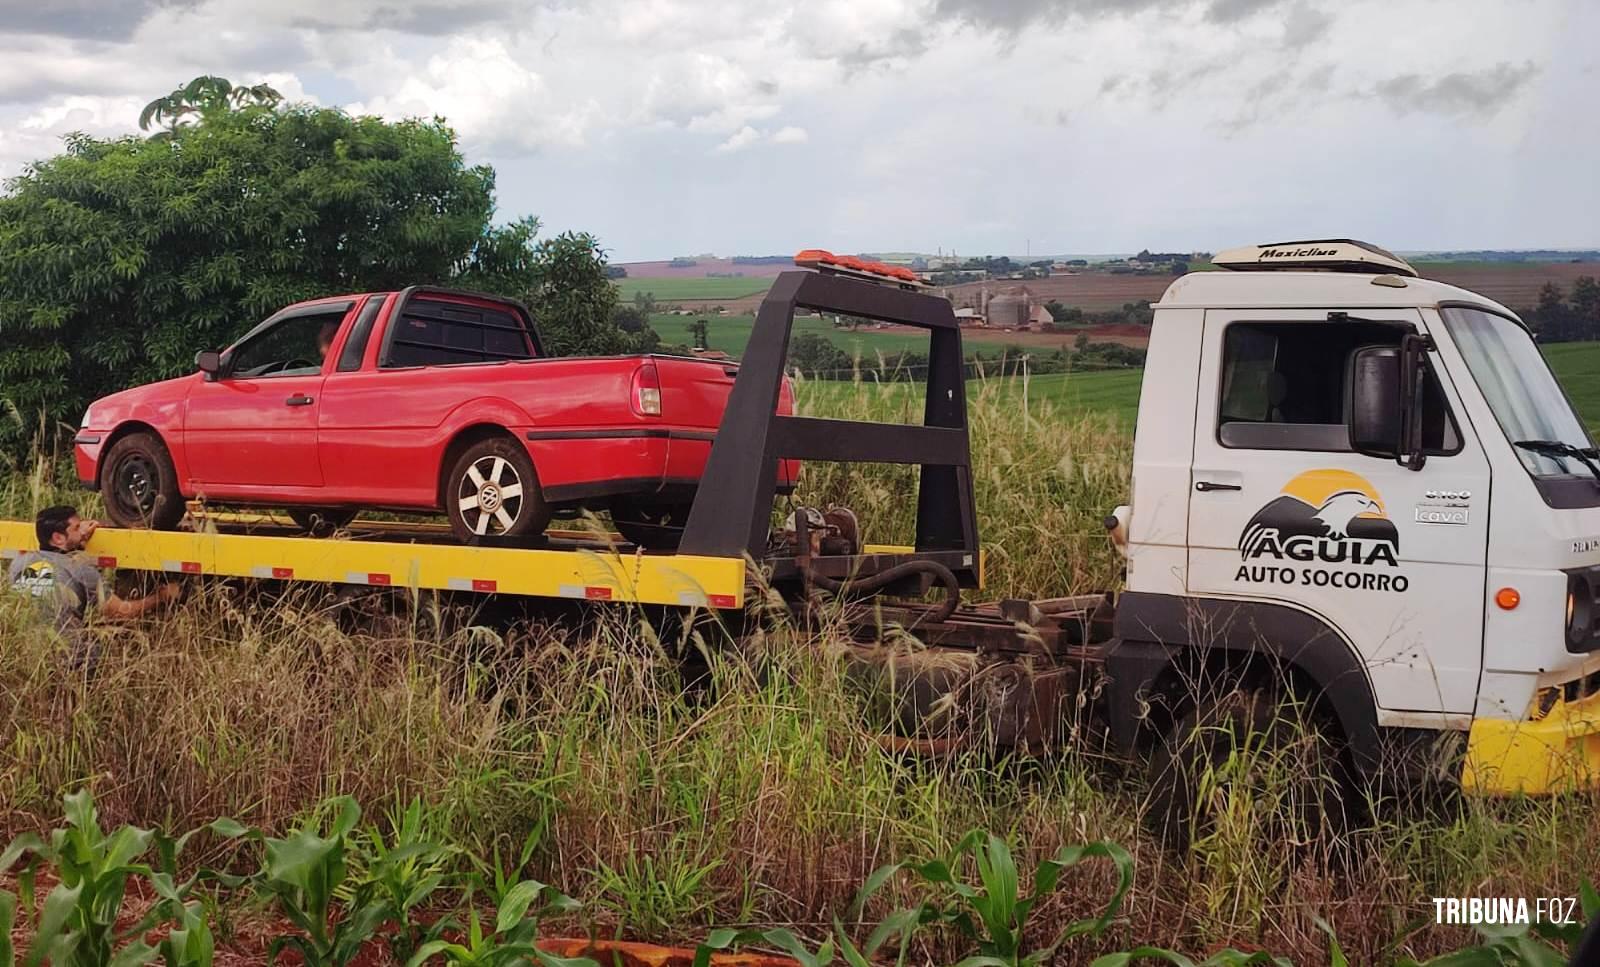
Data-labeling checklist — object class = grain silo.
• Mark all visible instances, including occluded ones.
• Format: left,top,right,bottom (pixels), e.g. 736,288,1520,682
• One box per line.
987,287,1030,329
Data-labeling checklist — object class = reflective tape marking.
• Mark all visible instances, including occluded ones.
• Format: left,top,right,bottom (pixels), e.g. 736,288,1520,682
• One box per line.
251,566,294,579
96,556,118,568
162,560,201,574
558,584,613,600
446,578,499,593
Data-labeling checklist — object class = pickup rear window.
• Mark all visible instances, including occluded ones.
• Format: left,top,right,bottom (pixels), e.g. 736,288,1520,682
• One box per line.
383,299,534,368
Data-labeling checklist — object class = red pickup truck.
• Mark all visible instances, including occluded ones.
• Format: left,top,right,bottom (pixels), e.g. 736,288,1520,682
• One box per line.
74,286,794,546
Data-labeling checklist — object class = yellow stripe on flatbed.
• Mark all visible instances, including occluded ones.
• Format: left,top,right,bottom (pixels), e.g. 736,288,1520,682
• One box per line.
0,521,746,609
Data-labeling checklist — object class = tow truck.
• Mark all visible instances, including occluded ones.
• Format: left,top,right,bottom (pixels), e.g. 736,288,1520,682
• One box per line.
5,241,1598,841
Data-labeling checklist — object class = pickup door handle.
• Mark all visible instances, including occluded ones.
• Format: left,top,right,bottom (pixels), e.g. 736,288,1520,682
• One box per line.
722,367,740,378
285,394,315,407
1194,480,1242,493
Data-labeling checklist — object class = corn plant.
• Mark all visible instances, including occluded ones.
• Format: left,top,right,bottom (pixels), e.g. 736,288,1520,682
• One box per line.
693,927,836,967
851,830,1134,967
405,880,596,967
258,797,392,967
0,789,239,967
359,798,458,963
156,903,216,967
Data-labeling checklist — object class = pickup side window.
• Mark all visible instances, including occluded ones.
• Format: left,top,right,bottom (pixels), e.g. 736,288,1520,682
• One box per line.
381,298,534,368
337,294,389,372
1218,320,1460,453
227,309,349,379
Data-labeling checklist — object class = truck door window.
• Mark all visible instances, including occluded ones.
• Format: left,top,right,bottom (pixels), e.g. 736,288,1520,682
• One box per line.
227,310,348,379
382,299,534,368
336,294,389,372
1218,321,1460,453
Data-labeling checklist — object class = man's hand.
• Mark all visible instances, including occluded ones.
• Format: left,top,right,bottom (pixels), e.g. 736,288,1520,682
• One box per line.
100,581,182,620
81,519,100,541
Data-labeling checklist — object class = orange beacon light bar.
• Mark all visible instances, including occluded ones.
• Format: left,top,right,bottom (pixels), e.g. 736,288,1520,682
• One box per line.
794,249,927,289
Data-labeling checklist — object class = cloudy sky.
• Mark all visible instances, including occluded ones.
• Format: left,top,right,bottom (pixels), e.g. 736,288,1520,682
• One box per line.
0,0,1594,260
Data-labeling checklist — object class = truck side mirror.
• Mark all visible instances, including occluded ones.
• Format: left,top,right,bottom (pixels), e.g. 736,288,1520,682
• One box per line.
195,350,223,380
1348,346,1402,458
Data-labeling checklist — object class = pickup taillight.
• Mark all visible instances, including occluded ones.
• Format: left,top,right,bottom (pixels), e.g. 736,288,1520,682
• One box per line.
631,362,662,416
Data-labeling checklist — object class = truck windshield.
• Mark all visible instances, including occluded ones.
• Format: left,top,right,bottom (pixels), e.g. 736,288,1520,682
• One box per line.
1440,306,1595,477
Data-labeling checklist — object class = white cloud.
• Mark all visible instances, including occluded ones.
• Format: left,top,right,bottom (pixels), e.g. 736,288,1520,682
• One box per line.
0,0,1590,257
19,94,145,133
714,125,761,153
346,37,593,150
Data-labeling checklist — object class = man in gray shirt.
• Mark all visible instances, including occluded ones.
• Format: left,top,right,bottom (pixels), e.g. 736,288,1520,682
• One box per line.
8,505,181,672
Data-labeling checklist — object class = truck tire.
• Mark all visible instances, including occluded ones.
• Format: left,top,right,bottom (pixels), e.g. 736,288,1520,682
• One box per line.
1144,685,1351,851
446,437,550,543
100,432,186,530
609,499,692,550
288,508,359,536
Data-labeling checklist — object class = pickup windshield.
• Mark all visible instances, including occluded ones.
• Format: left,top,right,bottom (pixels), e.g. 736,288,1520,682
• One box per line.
1440,306,1594,477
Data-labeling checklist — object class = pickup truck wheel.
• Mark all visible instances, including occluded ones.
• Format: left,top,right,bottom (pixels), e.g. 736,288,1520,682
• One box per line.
1144,686,1352,852
610,499,692,550
447,438,550,543
101,432,185,530
288,508,359,536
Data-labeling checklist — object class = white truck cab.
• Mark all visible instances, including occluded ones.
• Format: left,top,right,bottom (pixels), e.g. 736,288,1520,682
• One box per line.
1115,239,1600,796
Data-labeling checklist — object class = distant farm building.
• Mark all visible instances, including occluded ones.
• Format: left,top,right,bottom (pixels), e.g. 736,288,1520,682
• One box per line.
982,285,1040,331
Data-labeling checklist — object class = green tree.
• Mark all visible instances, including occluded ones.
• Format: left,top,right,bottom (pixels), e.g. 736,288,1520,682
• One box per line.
1530,282,1572,341
632,290,657,316
612,305,649,334
139,74,282,133
0,104,505,435
787,332,851,378
1571,276,1600,341
0,78,645,449
452,216,652,355
522,231,628,357
689,318,710,350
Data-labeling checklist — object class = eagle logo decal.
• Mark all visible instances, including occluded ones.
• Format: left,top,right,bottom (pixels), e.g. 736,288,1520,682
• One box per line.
1239,469,1399,560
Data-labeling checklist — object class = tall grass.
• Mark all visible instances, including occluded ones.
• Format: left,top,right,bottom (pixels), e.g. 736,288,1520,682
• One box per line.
792,370,1129,598
0,375,1595,963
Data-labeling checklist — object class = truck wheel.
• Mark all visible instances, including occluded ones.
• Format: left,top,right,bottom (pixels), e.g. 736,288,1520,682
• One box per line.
610,499,691,550
288,508,359,536
446,437,550,543
1144,686,1351,851
100,432,185,530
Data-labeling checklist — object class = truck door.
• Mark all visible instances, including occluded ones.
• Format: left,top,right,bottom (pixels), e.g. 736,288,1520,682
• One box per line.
185,306,347,490
1185,308,1491,717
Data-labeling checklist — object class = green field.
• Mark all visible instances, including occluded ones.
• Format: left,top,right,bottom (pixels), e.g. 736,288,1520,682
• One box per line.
996,341,1600,429
694,315,1600,431
1544,341,1600,432
615,276,774,302
650,311,941,356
